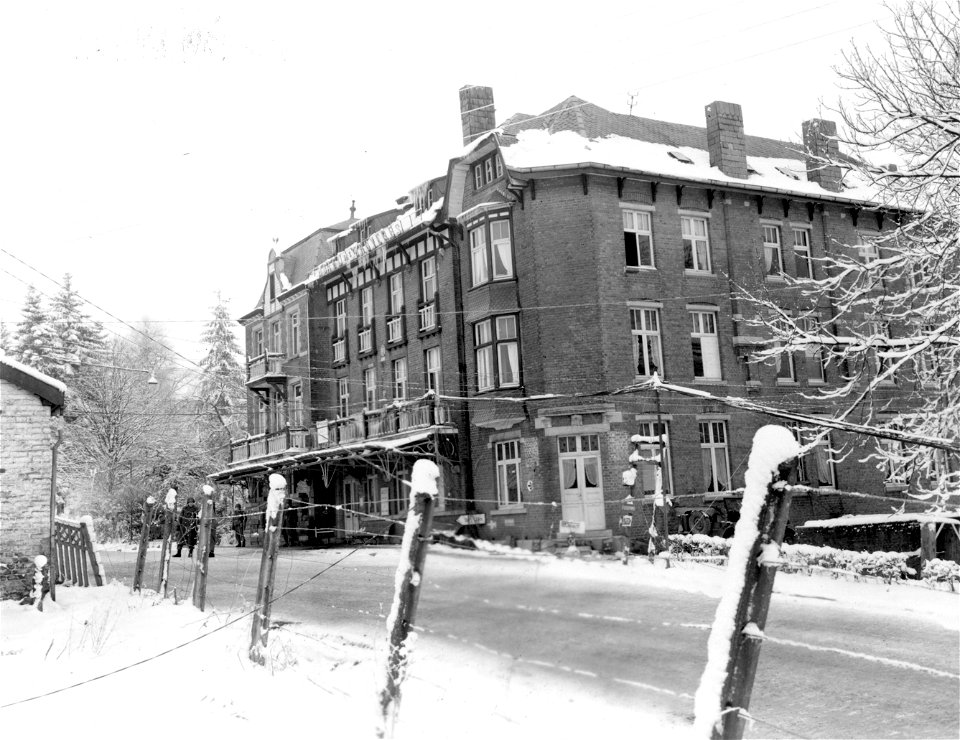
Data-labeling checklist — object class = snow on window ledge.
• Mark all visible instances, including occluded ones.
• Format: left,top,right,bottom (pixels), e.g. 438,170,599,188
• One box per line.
491,505,526,515
684,269,715,277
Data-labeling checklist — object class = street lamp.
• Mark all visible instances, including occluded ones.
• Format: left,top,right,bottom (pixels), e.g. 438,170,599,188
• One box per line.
78,362,158,385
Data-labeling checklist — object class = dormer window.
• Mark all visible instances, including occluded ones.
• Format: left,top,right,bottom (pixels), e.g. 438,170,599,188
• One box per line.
474,154,503,191
668,150,693,164
269,274,276,301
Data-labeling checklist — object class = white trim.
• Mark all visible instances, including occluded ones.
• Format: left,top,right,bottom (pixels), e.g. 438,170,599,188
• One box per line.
456,201,513,222
694,413,732,421
686,303,719,311
619,202,656,212
634,413,674,422
760,217,785,226
627,300,664,309
677,208,711,218
790,221,813,228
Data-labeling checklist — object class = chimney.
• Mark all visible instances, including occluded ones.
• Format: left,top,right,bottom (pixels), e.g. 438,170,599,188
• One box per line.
802,119,842,192
705,101,747,179
459,85,496,146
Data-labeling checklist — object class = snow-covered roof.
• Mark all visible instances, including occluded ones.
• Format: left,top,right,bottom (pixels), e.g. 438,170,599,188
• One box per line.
0,355,66,410
801,513,960,529
306,199,445,287
501,128,880,205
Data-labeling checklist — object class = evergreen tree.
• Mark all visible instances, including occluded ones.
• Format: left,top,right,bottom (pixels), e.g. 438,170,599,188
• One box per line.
13,285,57,375
0,320,10,355
197,294,246,439
50,273,107,379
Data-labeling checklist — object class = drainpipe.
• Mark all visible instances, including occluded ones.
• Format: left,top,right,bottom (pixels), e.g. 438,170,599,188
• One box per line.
48,429,63,602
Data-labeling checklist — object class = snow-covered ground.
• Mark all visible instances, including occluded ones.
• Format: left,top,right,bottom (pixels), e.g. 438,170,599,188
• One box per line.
0,546,956,740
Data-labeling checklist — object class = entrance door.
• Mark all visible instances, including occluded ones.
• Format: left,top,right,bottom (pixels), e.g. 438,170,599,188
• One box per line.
558,434,606,531
342,478,361,535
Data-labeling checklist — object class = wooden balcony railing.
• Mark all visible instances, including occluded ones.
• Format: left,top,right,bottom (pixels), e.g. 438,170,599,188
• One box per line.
228,396,450,465
246,352,286,383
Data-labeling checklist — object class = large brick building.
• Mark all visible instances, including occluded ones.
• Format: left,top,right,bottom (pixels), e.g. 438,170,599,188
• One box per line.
213,87,914,547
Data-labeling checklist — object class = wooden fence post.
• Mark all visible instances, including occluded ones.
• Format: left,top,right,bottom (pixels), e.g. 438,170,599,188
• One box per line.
157,489,178,597
192,486,215,611
714,457,797,740
78,518,104,586
132,495,156,591
249,474,286,664
379,459,440,737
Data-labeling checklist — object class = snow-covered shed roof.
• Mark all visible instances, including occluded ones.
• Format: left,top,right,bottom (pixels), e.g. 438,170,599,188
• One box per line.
801,513,960,529
0,355,66,411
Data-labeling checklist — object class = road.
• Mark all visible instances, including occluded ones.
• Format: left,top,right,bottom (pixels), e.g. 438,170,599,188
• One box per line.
99,544,960,739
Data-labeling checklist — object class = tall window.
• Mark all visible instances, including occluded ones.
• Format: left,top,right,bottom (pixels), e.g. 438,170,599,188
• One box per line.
495,440,522,507
630,307,662,377
271,322,282,353
857,233,880,264
390,273,404,314
793,227,812,278
775,343,796,382
470,227,489,286
635,421,671,496
474,165,483,190
269,389,282,431
681,216,711,272
484,157,494,183
338,377,350,418
420,257,437,301
699,421,731,492
474,315,519,391
254,328,264,357
623,209,654,268
361,286,374,326
762,223,783,276
869,320,894,381
800,316,827,383
791,425,836,488
363,367,376,410
256,395,267,434
290,383,303,427
690,310,721,379
490,220,513,278
392,357,407,401
495,155,503,179
424,346,441,394
334,299,346,337
289,310,301,355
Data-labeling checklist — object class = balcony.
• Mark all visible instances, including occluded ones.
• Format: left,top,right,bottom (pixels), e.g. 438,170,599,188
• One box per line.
358,325,373,354
228,396,450,465
386,315,403,344
418,301,437,332
246,353,286,389
333,337,346,364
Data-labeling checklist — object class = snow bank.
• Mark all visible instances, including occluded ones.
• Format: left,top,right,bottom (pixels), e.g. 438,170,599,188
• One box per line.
693,425,800,738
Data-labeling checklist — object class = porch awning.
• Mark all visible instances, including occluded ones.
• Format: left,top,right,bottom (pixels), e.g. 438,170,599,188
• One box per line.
208,426,455,484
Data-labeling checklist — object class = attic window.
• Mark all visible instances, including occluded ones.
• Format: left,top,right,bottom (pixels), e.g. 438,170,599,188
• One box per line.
775,166,800,180
668,150,693,164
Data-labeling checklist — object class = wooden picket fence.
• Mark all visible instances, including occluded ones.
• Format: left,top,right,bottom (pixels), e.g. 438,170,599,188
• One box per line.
53,517,104,587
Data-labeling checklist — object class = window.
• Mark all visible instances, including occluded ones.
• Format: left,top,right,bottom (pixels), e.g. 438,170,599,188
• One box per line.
681,216,711,272
392,358,407,401
762,224,783,277
271,322,282,353
419,257,437,331
495,440,522,507
290,383,303,427
623,209,654,268
869,320,894,381
289,310,301,356
256,395,267,435
269,389,282,431
424,347,441,393
359,287,373,353
470,226,489,286
389,273,404,314
495,155,503,179
791,425,835,488
363,367,376,410
254,328,264,357
490,220,513,278
799,316,827,383
878,420,910,488
690,310,721,379
634,421,672,496
775,343,796,382
630,307,662,377
337,377,350,418
793,227,812,278
474,315,520,391
474,165,483,190
334,299,346,337
857,233,880,264
699,421,731,492
484,157,494,183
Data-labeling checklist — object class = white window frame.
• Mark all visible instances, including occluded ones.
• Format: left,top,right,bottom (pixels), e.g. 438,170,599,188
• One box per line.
289,310,301,356
290,382,303,427
254,328,264,357
420,257,437,301
425,346,441,394
790,424,836,488
363,367,376,410
337,377,350,418
484,157,494,183
334,299,346,338
623,209,654,269
271,321,282,354
495,155,503,179
762,222,784,277
495,439,522,507
470,226,489,286
474,315,520,391
635,421,672,497
392,357,407,401
857,232,880,264
699,420,731,492
389,273,404,315
361,286,374,326
799,316,827,384
775,342,796,383
689,309,721,380
489,220,513,279
474,165,483,190
681,215,711,272
630,306,662,378
792,226,812,278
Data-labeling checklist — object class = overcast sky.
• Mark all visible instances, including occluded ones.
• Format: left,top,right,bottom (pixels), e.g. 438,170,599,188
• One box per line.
0,0,894,363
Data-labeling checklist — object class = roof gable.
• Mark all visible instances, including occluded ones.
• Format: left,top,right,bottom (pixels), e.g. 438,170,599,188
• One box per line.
1,356,65,411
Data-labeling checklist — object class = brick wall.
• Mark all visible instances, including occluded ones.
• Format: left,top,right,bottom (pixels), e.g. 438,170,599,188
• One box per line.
0,378,55,559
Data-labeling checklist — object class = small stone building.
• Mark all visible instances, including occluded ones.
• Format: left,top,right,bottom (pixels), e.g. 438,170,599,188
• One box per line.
1,356,65,598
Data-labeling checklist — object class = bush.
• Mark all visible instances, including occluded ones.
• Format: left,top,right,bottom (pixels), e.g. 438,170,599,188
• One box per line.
921,558,960,588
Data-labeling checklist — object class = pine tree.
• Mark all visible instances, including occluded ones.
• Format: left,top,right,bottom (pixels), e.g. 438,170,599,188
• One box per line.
13,285,57,375
197,294,246,437
0,321,10,355
50,273,107,377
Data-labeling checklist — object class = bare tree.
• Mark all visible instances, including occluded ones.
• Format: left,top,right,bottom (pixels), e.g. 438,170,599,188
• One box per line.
747,1,959,510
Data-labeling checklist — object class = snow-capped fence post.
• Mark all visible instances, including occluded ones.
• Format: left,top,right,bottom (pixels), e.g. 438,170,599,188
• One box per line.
694,425,800,740
192,485,215,611
249,474,287,665
157,489,178,597
378,459,440,738
132,495,156,592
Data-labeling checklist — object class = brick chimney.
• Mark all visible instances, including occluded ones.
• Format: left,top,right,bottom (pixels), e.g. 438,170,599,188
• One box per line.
802,119,842,192
705,101,747,179
459,85,496,146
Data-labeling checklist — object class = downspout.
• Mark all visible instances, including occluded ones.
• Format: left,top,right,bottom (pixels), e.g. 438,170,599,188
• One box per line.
48,429,63,602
